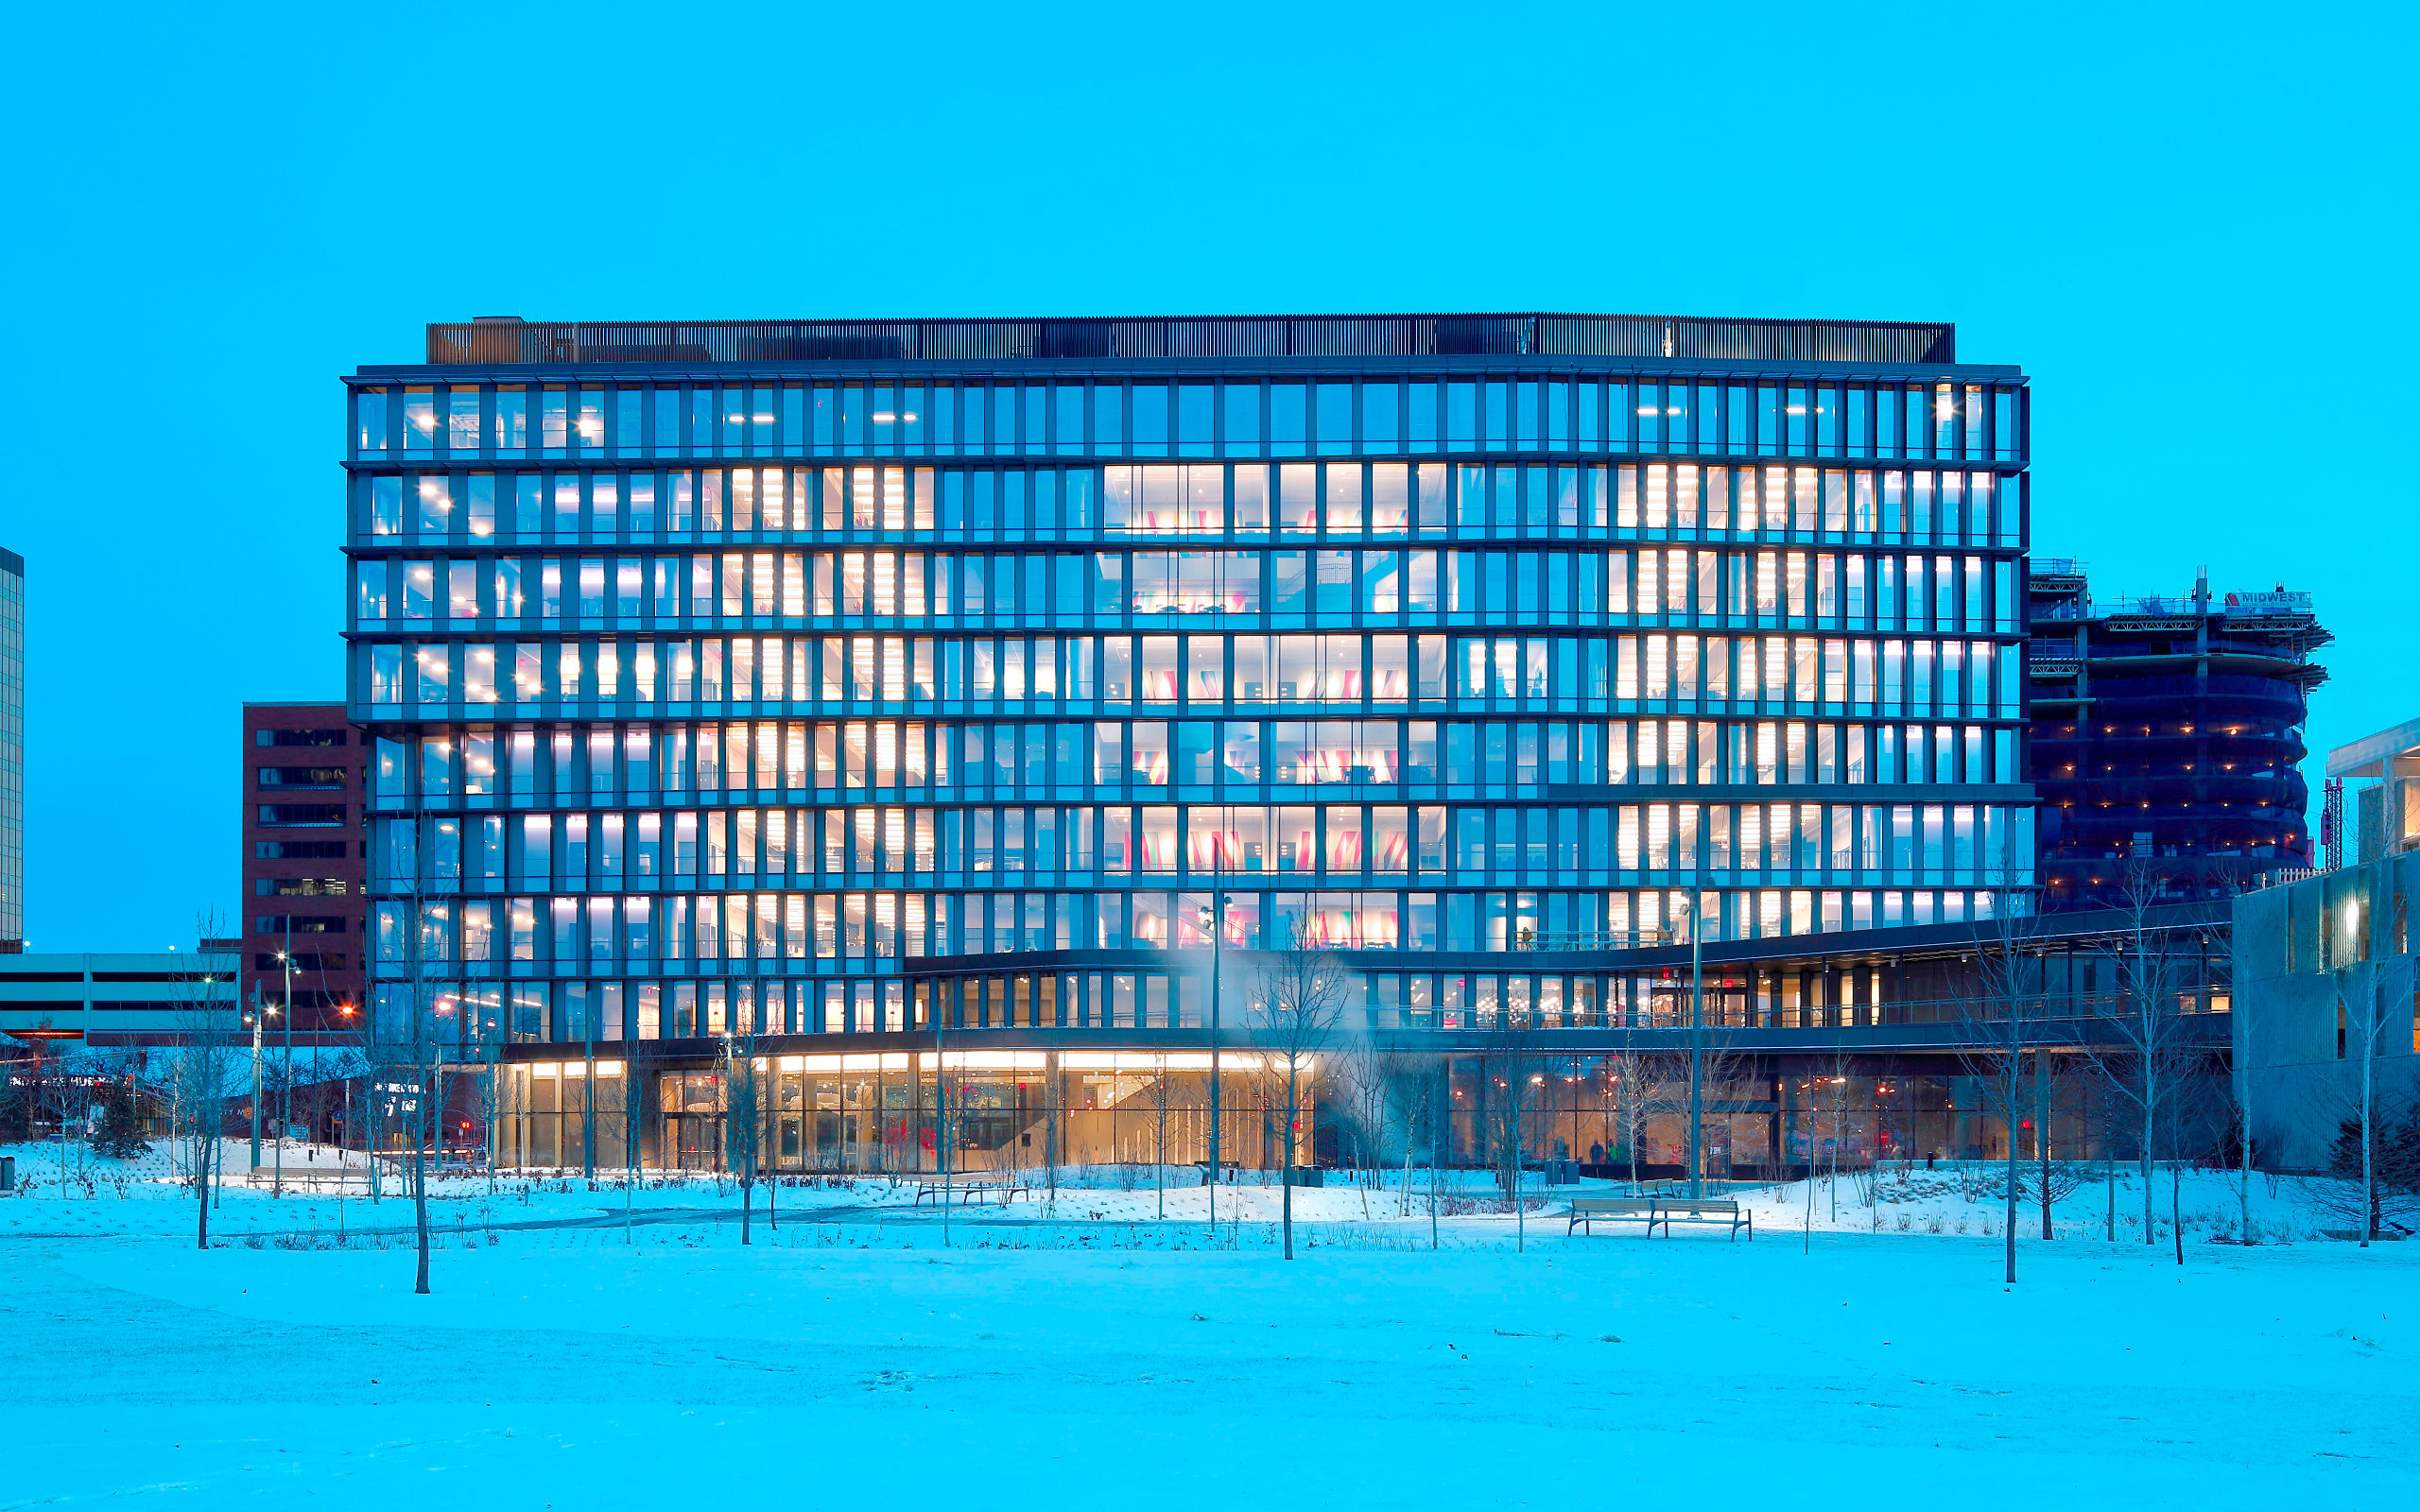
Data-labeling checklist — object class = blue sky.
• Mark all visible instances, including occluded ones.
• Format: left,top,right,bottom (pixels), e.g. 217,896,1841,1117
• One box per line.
1,2,2412,950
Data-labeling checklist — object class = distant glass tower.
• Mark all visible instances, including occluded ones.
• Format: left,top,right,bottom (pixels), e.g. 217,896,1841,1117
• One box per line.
0,546,21,947
344,313,2034,1170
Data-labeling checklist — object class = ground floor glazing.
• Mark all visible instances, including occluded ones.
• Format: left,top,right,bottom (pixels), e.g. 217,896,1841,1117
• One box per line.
487,1052,2225,1178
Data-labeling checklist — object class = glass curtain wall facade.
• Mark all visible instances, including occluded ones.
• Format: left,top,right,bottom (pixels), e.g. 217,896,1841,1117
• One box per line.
343,314,2034,1167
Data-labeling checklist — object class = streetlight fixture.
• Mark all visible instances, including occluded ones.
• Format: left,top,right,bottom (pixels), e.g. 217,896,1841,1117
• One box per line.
336,999,358,1170
276,937,294,1196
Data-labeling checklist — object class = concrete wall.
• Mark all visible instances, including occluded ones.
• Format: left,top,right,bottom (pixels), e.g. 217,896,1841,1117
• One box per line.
2234,858,2420,1171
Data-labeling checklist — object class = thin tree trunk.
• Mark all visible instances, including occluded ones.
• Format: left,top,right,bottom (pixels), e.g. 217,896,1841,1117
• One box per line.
1282,1064,1297,1261
2360,1037,2375,1246
195,1115,212,1250
1413,1083,1432,1247
2171,1160,2184,1265
1803,1153,1815,1254
2104,1148,2116,1243
1512,1072,1525,1254
1357,1112,1373,1222
2004,1045,2018,1284
2238,1049,2253,1244
2037,1048,2052,1241
2141,1095,2156,1245
412,1093,432,1295
1626,1087,1640,1189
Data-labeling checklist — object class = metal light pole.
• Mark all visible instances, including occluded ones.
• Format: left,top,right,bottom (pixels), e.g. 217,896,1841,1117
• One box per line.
936,973,952,1245
583,998,597,1183
1200,862,1224,1231
278,934,294,1196
249,985,264,1172
1684,892,1706,1199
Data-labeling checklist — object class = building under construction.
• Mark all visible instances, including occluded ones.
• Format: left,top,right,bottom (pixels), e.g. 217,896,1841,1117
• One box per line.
2028,561,2327,911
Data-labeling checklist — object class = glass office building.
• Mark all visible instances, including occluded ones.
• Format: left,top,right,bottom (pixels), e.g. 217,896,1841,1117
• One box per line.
344,313,2036,1171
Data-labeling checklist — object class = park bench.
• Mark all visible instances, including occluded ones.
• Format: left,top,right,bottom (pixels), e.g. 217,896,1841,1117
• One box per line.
908,1177,1017,1208
1653,1196,1753,1241
238,1168,373,1193
1194,1160,1242,1185
1566,1196,1661,1235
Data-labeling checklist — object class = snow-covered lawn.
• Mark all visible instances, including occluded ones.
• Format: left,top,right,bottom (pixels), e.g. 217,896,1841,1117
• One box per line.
4,1145,2415,1506
0,1139,2379,1246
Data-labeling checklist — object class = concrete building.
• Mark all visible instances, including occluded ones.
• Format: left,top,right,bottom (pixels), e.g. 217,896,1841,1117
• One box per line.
0,949,242,1048
2234,716,2420,1173
2326,713,2420,867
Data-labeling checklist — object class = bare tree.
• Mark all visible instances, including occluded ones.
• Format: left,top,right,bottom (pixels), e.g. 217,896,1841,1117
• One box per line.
1387,1050,1424,1220
1818,1049,1859,1224
721,1017,770,1245
1044,1047,1062,1211
164,925,242,1249
2229,986,2258,1243
2323,939,2416,1246
935,1049,957,1247
1331,1033,1398,1222
1480,996,1546,1249
2023,1057,2091,1233
2082,863,2203,1255
1606,1045,1685,1190
28,1031,79,1197
1688,1039,1754,1193
373,863,458,1296
1146,1051,1170,1220
1250,925,1348,1260
1955,861,2045,1282
2032,1045,2054,1240
1390,1054,1443,1242
2078,1057,2128,1242
620,1050,648,1242
466,1033,504,1199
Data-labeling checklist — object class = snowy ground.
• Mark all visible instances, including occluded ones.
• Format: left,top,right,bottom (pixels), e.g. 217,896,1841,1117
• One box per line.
0,1138,2386,1246
5,1143,2415,1507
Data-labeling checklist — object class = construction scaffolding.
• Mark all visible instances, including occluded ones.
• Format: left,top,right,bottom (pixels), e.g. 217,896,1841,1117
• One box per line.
2027,561,2328,910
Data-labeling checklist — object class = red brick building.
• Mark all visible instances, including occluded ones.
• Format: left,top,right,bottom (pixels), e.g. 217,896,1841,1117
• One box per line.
241,702,365,1039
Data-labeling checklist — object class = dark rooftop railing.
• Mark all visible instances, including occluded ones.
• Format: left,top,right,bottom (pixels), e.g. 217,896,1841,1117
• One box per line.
425,312,1956,368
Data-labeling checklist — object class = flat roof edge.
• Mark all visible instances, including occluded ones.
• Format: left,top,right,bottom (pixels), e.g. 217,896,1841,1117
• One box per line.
2327,715,2420,778
413,311,1968,369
